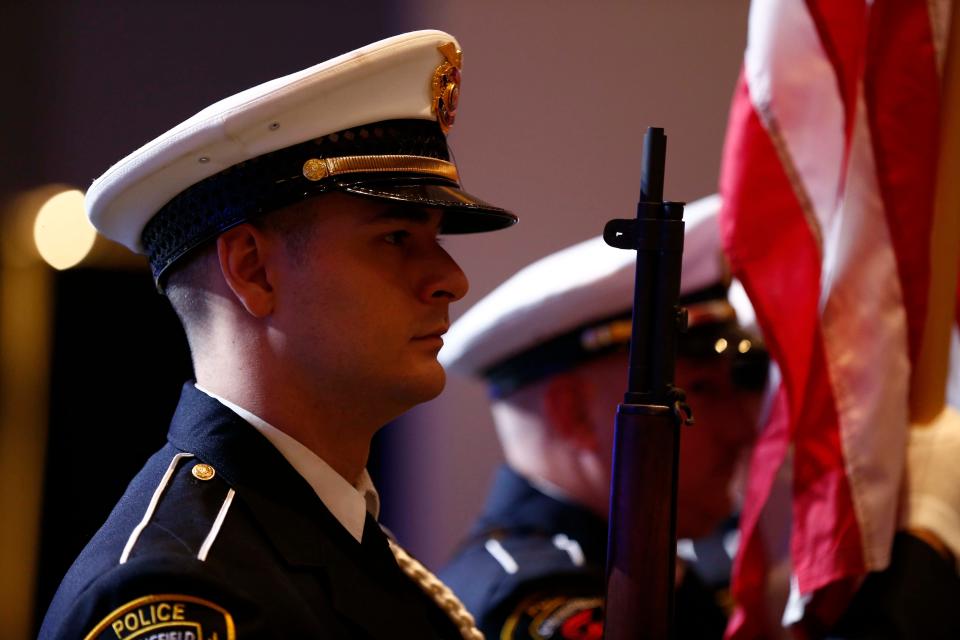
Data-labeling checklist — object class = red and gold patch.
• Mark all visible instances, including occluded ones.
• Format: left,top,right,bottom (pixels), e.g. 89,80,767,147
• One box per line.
501,594,604,640
83,594,235,640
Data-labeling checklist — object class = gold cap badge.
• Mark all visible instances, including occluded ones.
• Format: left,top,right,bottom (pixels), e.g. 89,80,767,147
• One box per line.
432,42,462,134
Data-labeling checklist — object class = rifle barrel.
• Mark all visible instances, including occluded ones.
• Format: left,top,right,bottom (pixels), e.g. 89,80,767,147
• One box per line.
603,126,686,640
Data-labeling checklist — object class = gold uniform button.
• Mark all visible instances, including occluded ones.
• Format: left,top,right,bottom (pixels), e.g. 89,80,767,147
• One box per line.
302,158,329,181
192,463,216,481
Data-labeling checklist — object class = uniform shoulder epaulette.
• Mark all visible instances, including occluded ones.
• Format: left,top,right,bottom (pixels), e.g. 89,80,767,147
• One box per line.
482,531,596,582
121,452,236,563
49,452,246,640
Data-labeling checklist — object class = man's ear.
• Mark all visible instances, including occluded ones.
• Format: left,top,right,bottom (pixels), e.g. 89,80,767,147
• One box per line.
216,224,276,317
543,372,600,451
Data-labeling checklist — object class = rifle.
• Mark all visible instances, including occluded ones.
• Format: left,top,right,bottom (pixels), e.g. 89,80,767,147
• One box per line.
602,127,691,639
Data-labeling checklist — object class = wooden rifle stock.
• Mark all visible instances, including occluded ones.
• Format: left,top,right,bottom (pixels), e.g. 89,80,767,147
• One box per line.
602,127,690,639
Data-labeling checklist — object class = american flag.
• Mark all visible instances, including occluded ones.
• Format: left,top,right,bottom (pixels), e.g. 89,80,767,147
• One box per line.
718,0,956,636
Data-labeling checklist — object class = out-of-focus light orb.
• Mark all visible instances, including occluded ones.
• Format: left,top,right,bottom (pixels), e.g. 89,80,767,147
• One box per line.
33,189,95,270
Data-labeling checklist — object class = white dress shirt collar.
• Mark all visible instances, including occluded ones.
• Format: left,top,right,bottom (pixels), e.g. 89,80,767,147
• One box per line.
195,384,379,543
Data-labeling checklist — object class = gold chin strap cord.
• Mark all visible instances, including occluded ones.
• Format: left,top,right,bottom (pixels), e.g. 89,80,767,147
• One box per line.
387,538,484,640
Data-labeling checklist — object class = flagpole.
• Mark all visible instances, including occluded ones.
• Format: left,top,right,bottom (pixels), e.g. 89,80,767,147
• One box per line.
910,0,960,424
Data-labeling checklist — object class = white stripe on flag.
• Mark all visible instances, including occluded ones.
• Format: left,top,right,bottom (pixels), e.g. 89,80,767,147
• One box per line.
820,91,909,571
745,0,846,232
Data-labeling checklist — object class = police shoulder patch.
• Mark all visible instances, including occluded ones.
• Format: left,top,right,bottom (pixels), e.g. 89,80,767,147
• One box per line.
83,594,235,640
501,593,603,640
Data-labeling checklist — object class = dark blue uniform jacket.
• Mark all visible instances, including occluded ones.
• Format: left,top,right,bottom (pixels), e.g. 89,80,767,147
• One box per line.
440,466,728,640
40,383,461,640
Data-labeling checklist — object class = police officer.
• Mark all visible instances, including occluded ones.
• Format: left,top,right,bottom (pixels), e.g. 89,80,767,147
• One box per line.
40,31,515,640
438,196,767,639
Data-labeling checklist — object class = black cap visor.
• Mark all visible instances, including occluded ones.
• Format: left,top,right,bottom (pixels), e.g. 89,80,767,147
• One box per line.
144,119,516,284
341,176,518,233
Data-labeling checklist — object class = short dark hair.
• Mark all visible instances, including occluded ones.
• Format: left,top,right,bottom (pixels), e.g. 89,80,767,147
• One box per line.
164,243,218,340
164,196,323,340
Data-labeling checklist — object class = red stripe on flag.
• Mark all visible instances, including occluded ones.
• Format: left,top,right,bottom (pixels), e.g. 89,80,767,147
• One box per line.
726,387,791,640
804,0,868,145
720,63,865,629
864,0,941,365
790,324,866,592
719,74,820,432
719,71,818,634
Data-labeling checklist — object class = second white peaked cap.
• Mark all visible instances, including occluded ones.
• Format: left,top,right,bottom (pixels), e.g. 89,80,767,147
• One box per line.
85,30,516,284
440,194,728,379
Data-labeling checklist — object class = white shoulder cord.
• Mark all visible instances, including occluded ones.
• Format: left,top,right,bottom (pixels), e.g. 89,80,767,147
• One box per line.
387,539,485,640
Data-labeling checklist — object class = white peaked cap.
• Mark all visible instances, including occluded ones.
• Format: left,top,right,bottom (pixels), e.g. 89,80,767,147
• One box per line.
440,194,728,378
84,30,515,285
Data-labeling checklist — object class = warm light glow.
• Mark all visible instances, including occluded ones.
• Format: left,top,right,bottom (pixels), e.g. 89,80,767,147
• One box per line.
33,189,95,270
738,339,752,354
714,338,729,354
